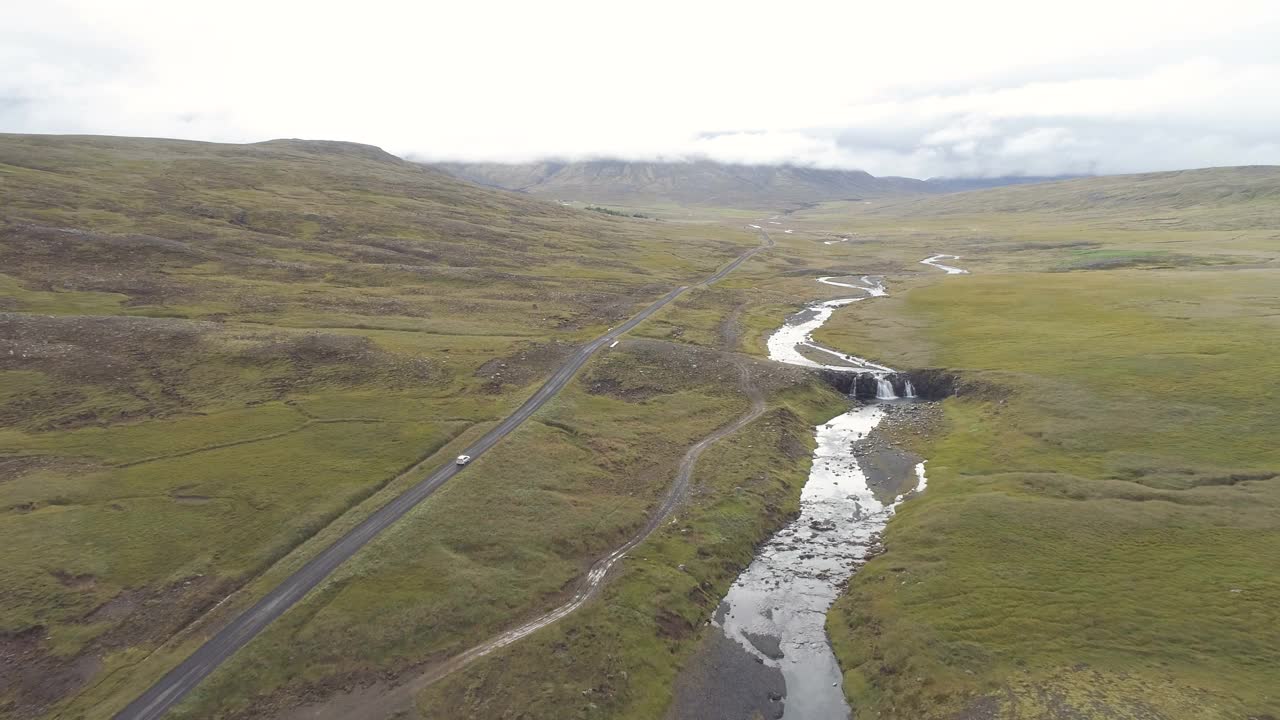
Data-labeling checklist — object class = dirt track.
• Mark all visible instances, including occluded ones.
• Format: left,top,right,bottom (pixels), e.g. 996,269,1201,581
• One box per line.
276,359,768,720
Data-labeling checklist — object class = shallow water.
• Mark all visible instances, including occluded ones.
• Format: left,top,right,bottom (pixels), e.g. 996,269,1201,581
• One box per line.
765,276,893,373
713,406,927,719
920,254,969,274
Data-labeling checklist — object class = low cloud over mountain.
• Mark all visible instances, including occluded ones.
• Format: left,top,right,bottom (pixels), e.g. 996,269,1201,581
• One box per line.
5,0,1279,178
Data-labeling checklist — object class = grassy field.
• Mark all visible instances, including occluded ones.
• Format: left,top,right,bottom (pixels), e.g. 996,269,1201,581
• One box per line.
0,134,758,719
142,343,846,720
151,339,750,717
788,172,1280,719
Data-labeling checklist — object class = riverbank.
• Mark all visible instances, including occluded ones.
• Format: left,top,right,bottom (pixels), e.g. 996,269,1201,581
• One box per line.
858,403,939,501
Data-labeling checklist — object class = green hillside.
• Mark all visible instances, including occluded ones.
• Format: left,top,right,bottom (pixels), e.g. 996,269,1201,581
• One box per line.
0,134,761,719
861,165,1280,229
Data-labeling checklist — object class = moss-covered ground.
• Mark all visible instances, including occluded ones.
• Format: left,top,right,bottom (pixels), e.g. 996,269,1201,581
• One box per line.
797,179,1280,719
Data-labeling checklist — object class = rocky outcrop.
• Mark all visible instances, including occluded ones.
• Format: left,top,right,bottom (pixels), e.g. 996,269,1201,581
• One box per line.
818,368,960,400
902,369,960,400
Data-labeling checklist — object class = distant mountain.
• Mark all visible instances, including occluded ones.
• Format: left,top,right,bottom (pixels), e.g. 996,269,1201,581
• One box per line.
921,175,1086,193
875,166,1280,216
430,159,1074,208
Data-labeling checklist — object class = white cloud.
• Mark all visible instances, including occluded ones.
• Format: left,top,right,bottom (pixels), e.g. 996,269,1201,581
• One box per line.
4,0,1280,177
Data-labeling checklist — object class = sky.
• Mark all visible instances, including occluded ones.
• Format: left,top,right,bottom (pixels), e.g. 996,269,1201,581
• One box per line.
5,0,1280,179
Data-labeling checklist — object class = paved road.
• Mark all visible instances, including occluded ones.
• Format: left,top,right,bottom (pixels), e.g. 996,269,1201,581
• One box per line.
115,229,772,720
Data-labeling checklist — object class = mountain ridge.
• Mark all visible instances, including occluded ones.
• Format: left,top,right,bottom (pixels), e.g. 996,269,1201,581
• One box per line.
429,158,1077,207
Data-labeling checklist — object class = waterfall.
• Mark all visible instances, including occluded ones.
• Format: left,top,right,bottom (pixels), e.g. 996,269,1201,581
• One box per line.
904,379,917,398
875,376,897,399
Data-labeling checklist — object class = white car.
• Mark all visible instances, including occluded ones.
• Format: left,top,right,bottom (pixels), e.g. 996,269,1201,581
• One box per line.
455,455,472,466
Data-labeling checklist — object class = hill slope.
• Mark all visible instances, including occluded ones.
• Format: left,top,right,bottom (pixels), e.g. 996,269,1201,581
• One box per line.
864,165,1280,228
0,133,757,719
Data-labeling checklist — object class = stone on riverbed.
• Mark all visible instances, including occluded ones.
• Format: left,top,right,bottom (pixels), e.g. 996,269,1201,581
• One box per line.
744,631,785,660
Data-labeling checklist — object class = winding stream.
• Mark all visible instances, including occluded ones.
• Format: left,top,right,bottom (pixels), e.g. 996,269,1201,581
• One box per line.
920,253,969,274
712,407,927,718
764,276,895,375
704,253,965,719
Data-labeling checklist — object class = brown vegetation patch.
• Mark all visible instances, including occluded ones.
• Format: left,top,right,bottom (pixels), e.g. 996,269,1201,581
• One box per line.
654,609,694,641
219,668,406,720
83,588,145,624
172,494,214,504
238,332,439,395
1194,471,1278,487
349,236,441,263
582,339,748,402
51,570,97,592
241,332,377,366
776,428,809,460
950,696,1000,720
0,313,211,429
718,301,746,352
297,293,419,318
1,456,86,484
474,340,575,394
0,312,209,384
0,314,439,430
549,288,660,330
0,573,239,718
91,575,235,650
0,224,213,305
583,376,664,402
0,626,102,720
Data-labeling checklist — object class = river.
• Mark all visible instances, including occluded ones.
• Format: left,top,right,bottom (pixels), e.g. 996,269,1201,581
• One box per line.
699,256,963,719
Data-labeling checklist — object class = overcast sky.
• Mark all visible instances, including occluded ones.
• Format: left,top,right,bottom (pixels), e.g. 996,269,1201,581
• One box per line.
5,0,1280,178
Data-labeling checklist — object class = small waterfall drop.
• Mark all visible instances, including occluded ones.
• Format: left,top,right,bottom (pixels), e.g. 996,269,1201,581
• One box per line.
904,379,917,398
875,376,897,399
